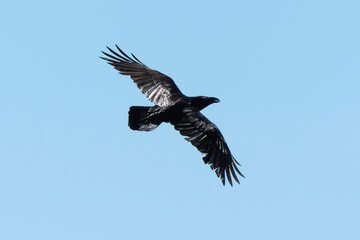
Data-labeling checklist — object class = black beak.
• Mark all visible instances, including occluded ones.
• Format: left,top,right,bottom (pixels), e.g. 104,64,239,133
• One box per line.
212,97,220,103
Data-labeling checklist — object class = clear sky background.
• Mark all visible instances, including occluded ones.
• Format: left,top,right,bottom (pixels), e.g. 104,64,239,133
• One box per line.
1,1,359,239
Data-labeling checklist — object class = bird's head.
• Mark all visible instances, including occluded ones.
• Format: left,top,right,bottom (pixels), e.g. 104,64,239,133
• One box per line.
193,96,220,110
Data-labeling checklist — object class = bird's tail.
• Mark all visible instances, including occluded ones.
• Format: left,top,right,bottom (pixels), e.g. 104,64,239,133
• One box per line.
128,106,161,131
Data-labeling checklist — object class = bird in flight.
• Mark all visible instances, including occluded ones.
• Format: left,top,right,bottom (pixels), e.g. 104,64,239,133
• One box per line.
101,46,244,186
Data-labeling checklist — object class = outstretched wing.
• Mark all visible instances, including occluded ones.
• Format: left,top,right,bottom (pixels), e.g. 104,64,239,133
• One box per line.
101,46,185,107
171,111,244,186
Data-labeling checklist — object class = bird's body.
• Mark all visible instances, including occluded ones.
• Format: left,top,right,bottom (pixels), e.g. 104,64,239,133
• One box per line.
128,96,219,130
101,46,244,185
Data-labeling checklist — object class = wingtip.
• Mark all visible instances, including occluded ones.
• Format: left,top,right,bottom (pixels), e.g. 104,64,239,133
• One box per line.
221,177,226,186
226,167,233,186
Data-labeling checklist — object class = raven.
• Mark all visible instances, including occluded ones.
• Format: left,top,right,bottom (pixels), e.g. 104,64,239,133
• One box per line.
101,46,244,186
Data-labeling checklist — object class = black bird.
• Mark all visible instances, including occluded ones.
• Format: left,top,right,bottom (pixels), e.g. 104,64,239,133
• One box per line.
101,46,244,186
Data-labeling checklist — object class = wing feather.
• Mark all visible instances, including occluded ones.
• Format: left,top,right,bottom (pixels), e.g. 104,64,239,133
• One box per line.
101,46,185,106
172,111,244,186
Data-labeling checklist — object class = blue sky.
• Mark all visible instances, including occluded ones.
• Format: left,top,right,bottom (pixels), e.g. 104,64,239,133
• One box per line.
1,0,359,239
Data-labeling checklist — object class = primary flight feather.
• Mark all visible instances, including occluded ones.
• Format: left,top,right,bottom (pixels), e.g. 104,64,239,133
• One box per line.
101,45,244,186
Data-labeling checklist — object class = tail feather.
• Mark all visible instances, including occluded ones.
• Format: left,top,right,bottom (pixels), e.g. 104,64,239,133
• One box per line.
128,106,161,131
